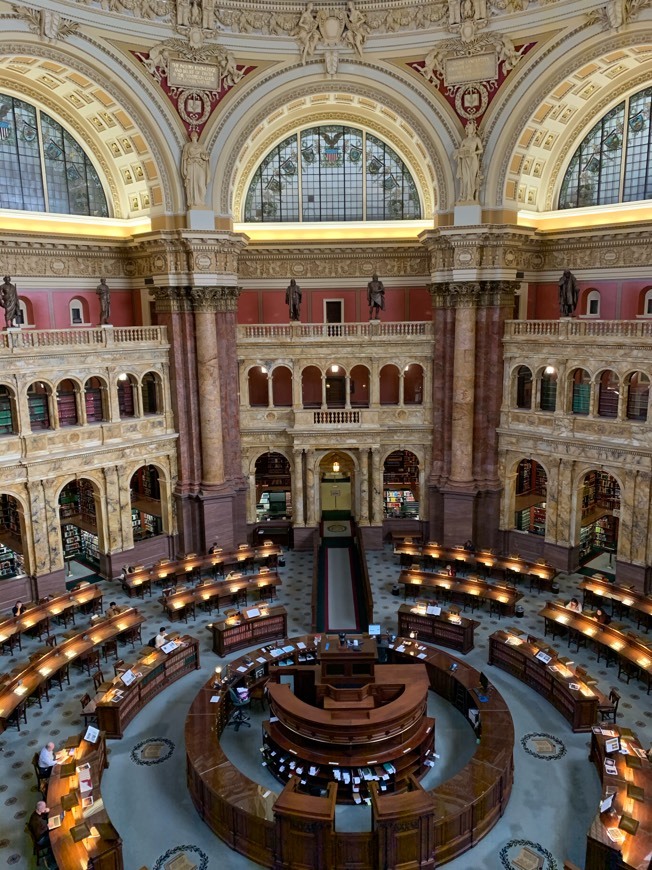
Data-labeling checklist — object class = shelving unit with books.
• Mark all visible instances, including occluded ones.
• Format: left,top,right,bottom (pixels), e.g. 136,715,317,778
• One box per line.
62,523,81,558
579,471,620,560
80,529,100,567
383,451,419,518
211,606,288,656
514,459,547,535
56,389,77,427
0,386,14,435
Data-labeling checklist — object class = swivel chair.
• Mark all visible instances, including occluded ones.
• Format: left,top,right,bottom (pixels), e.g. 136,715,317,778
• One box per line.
227,687,251,731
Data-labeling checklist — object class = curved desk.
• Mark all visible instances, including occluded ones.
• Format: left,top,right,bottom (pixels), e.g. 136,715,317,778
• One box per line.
185,635,514,869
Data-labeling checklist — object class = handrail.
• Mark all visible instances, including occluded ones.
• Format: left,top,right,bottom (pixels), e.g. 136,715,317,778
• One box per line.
0,325,168,351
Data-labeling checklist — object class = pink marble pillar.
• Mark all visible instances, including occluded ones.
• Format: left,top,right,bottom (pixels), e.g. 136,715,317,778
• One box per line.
191,291,225,487
449,287,477,486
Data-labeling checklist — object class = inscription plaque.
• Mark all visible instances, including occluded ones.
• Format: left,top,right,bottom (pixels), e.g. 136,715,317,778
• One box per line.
168,60,219,89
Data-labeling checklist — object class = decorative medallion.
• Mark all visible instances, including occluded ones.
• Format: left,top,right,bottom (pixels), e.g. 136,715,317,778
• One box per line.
153,845,209,870
130,737,175,766
520,731,566,761
499,839,559,870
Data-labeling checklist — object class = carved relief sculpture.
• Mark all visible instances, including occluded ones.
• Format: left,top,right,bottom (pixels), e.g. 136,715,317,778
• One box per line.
294,3,320,64
12,5,79,42
344,2,369,58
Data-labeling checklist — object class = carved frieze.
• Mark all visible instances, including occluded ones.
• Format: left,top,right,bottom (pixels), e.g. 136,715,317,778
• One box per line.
238,245,428,279
11,6,79,42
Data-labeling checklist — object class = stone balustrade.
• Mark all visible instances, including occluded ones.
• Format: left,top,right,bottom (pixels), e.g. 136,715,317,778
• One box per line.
0,325,167,353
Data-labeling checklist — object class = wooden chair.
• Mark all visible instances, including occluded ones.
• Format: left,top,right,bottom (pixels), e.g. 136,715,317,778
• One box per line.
80,693,97,727
113,659,126,677
31,753,48,796
101,639,118,661
79,649,101,676
45,634,57,648
6,701,27,731
25,821,51,867
617,657,639,684
92,669,106,692
598,688,620,723
249,681,268,711
27,683,49,709
122,625,142,648
49,662,70,692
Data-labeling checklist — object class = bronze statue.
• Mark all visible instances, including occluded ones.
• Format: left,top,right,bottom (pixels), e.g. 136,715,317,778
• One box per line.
0,275,18,329
96,278,111,325
286,279,302,321
367,273,385,319
558,269,579,317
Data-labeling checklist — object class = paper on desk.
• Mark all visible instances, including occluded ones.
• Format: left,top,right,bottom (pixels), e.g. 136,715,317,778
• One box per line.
210,695,220,703
270,649,283,657
395,644,406,652
256,657,267,664
297,642,306,649
418,653,427,659
282,645,295,653
237,666,247,672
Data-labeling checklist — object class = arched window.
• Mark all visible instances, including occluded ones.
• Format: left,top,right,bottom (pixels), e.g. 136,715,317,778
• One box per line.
56,379,79,427
117,373,137,418
597,370,619,418
27,382,51,429
403,364,424,404
301,366,322,408
379,365,400,405
515,366,532,409
571,368,591,415
626,372,649,421
539,366,557,412
643,288,652,316
559,86,652,209
350,365,370,408
244,125,421,222
271,366,292,407
17,297,32,326
0,93,108,216
141,372,162,414
248,366,268,407
325,364,345,409
69,297,89,325
0,385,16,435
84,377,107,423
585,290,600,317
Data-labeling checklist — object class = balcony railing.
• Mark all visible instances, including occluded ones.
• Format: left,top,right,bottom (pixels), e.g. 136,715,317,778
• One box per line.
505,320,652,340
0,326,168,352
239,321,432,341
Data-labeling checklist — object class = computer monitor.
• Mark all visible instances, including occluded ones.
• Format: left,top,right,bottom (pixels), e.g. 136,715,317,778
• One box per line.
605,736,621,754
368,624,381,636
479,672,489,692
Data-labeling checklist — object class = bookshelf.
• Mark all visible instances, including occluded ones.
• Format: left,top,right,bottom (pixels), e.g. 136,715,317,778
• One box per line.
27,390,50,429
62,523,81,557
212,606,288,656
57,389,78,427
0,543,16,579
580,471,620,558
80,529,100,566
132,508,162,540
0,387,13,434
117,379,135,417
84,385,103,423
383,451,419,517
384,489,418,518
514,460,547,535
397,604,478,653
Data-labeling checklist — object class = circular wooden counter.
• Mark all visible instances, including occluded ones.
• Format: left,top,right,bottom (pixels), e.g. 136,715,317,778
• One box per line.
185,635,514,869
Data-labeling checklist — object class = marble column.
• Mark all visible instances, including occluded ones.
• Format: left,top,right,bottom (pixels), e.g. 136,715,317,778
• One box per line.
358,448,369,525
371,447,383,525
191,287,225,488
345,376,351,410
305,449,316,526
449,285,477,486
293,449,305,526
247,464,257,524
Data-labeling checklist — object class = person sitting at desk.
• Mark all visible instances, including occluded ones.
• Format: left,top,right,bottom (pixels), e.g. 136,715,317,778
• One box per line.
12,600,24,617
445,564,456,577
566,597,582,612
106,601,122,617
28,800,50,847
595,607,611,626
155,626,168,649
208,541,220,554
37,742,57,779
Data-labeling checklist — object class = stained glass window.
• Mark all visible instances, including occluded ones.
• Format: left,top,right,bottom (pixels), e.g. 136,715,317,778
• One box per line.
0,93,108,217
244,125,421,222
559,87,652,209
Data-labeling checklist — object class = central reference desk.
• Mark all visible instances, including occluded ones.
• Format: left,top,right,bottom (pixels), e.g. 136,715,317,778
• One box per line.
185,635,513,869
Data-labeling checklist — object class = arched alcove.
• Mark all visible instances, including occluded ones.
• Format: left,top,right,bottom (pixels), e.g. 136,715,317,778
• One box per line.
255,452,292,520
130,465,164,539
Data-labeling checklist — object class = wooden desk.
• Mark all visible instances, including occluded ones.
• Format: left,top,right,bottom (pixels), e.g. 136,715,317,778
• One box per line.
211,605,287,656
489,629,608,731
397,603,478,653
539,600,652,693
161,570,281,621
95,634,200,738
46,730,123,870
0,607,145,732
0,585,104,649
185,634,514,868
398,569,523,616
394,542,556,586
586,726,652,870
580,577,652,629
123,543,282,594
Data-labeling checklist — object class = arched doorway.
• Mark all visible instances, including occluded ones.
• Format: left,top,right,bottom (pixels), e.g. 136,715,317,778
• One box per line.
320,452,353,519
0,494,27,579
59,478,102,577
513,459,547,536
383,450,419,518
130,465,164,540
255,452,292,520
578,470,620,567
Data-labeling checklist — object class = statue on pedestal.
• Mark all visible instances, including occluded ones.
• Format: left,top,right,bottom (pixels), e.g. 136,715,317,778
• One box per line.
96,278,111,325
0,275,18,329
558,269,579,317
455,120,483,203
286,279,302,321
181,130,210,208
367,273,385,319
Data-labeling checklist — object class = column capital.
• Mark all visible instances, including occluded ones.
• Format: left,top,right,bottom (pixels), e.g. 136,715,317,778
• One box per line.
190,286,240,312
429,280,519,309
151,286,192,313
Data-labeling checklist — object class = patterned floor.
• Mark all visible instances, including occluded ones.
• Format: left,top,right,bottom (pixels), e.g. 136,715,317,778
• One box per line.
0,542,649,869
